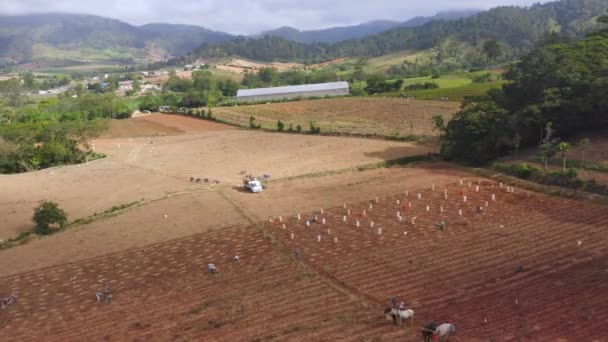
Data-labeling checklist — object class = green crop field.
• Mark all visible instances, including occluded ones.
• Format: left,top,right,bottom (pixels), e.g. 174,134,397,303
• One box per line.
397,81,507,101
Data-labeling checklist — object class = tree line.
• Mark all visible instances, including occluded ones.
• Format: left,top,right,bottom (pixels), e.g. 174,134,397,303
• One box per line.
438,12,608,193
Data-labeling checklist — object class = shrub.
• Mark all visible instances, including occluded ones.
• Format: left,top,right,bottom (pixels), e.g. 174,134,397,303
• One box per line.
308,121,321,134
404,82,439,91
249,116,261,129
32,201,67,235
277,120,284,132
296,124,302,132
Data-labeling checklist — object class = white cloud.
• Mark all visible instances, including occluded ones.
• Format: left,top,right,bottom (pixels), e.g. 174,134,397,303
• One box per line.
0,0,553,35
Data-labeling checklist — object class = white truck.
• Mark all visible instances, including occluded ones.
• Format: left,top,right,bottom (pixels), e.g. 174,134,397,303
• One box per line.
243,178,264,193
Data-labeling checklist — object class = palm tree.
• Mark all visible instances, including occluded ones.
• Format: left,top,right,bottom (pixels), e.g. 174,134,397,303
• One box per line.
558,142,571,172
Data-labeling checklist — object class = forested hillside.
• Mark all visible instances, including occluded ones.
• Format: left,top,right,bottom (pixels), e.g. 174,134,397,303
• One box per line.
183,0,608,63
0,14,234,64
441,11,608,165
259,10,479,44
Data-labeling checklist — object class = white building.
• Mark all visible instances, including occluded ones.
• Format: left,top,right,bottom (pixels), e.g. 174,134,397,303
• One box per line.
118,81,134,91
236,81,349,102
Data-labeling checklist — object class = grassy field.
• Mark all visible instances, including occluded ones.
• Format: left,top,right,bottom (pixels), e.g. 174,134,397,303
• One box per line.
213,97,460,137
400,81,507,101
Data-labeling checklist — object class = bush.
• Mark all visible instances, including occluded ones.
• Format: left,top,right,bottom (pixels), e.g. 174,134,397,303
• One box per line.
431,71,441,79
404,82,439,91
249,116,261,129
471,73,498,84
493,162,540,179
296,124,302,133
492,163,608,195
308,121,321,134
277,120,284,132
32,201,67,235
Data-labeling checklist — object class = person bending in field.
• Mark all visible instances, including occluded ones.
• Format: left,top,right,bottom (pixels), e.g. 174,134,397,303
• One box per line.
208,263,217,274
421,322,437,342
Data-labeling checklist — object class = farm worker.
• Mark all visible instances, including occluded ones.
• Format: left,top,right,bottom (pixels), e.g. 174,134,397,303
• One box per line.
435,322,457,337
421,322,437,342
391,295,398,309
208,263,217,274
438,221,446,230
233,255,240,262
295,247,302,260
477,206,483,213
459,189,464,196
398,302,406,311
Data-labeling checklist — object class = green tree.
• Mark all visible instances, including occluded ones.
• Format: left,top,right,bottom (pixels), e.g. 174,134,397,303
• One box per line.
578,138,591,170
258,67,278,85
441,102,511,165
131,76,141,93
432,115,445,137
75,83,85,98
558,142,571,172
352,58,368,90
277,120,284,132
22,72,36,89
32,201,67,234
482,40,502,68
538,123,559,170
513,133,522,161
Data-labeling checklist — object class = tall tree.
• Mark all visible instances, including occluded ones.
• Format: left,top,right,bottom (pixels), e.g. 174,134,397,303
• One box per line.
578,138,591,170
558,142,571,171
352,58,368,90
482,40,502,69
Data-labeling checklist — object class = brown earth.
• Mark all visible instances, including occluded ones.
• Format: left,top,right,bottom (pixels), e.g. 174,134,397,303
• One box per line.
214,98,460,137
2,114,607,341
1,175,607,341
101,113,235,138
0,128,427,240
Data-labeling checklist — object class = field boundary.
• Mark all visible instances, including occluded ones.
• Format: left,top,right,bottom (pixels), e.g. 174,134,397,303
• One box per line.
173,110,434,143
473,167,608,204
271,154,432,183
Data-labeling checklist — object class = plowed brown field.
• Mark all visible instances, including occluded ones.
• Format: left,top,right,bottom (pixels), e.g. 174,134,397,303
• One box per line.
214,98,460,136
264,179,608,341
2,178,607,341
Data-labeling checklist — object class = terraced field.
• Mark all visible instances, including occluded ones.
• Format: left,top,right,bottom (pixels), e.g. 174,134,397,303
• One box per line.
265,179,608,340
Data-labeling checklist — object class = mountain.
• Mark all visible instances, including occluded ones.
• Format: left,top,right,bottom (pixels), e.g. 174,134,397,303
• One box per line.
184,0,608,62
258,10,480,44
0,13,235,64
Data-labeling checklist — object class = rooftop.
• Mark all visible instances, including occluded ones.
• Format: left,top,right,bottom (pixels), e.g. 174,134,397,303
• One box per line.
237,81,349,97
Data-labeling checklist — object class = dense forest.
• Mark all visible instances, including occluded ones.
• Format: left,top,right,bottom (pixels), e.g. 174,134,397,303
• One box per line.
440,11,608,166
182,0,608,63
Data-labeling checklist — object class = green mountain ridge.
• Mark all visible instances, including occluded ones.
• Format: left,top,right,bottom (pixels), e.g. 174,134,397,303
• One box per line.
0,13,234,64
182,0,608,63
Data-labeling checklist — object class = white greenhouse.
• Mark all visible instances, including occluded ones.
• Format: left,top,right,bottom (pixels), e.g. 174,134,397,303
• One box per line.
236,81,349,101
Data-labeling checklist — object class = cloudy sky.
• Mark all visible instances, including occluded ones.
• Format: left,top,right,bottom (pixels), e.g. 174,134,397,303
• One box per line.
1,0,552,35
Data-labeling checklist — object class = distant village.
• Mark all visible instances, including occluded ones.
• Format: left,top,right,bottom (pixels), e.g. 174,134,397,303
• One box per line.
22,63,209,97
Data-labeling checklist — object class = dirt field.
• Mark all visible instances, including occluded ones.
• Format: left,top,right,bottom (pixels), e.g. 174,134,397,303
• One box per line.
1,175,607,340
264,179,608,340
0,128,426,240
2,113,607,340
101,113,234,138
214,98,460,136
145,70,192,85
